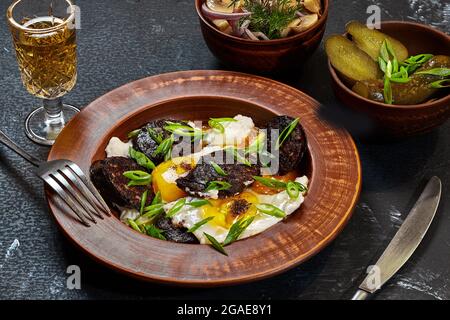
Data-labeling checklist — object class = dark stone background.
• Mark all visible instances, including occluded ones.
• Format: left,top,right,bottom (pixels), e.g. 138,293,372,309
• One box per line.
0,0,449,300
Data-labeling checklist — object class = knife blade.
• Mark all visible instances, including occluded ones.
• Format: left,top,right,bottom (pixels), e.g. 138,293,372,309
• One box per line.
352,176,442,300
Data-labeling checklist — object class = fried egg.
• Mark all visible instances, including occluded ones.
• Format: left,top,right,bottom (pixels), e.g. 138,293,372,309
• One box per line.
151,146,223,202
205,114,259,148
165,176,308,244
105,137,132,158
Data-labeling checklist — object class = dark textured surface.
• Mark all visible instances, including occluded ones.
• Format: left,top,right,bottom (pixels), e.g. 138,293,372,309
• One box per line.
0,0,449,300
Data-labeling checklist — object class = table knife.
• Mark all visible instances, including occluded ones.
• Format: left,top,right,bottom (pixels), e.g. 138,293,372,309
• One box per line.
352,176,442,300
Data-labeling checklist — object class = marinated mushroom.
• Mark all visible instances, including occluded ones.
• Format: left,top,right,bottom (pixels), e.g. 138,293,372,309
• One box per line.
292,14,319,33
302,0,321,14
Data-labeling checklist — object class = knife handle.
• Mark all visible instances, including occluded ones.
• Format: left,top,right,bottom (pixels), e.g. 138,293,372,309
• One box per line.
351,289,371,300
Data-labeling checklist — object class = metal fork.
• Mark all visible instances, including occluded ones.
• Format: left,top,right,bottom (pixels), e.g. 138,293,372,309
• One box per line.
0,129,111,226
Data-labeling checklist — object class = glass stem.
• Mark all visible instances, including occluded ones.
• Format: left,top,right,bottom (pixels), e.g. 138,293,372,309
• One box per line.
43,97,64,126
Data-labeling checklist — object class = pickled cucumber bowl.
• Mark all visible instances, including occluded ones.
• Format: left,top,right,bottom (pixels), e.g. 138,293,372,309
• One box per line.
326,21,450,138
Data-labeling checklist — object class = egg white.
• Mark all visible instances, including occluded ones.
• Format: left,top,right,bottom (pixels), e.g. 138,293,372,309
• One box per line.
205,114,257,148
166,176,308,244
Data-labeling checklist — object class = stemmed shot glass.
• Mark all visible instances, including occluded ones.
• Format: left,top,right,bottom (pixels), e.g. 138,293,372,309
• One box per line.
7,0,78,145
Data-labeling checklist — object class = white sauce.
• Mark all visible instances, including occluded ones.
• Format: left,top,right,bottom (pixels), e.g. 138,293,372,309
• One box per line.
120,208,140,224
162,167,189,184
105,137,132,158
197,189,219,199
185,187,219,200
206,115,255,147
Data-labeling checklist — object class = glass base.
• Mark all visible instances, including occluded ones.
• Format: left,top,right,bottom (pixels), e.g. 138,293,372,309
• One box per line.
24,104,80,146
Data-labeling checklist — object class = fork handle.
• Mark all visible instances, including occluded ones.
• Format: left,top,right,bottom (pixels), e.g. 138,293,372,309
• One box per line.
0,129,41,166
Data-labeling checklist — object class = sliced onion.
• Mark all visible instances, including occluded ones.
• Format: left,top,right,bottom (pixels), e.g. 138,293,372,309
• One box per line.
202,3,251,20
252,32,270,40
229,20,239,36
239,19,251,36
244,28,259,40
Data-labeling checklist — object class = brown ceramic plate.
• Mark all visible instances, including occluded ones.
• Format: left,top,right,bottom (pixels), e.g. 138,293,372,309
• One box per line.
47,70,361,286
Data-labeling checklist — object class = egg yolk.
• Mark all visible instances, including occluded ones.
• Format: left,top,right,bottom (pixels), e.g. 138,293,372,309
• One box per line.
251,171,298,195
201,191,258,228
152,156,195,202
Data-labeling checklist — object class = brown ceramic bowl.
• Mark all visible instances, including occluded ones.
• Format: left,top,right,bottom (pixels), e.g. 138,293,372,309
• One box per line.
328,21,450,138
47,70,361,286
195,0,329,74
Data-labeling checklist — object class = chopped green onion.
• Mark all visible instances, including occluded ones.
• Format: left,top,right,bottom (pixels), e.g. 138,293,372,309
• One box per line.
392,58,399,74
294,181,308,192
385,39,397,60
164,144,173,161
380,40,390,63
205,181,232,192
136,203,164,225
188,199,212,207
385,60,393,78
245,131,266,156
210,161,227,176
276,118,299,149
204,233,228,256
123,170,152,186
391,66,410,82
225,147,252,166
380,40,389,63
151,191,162,205
402,54,433,74
378,57,387,73
256,203,286,218
143,203,165,215
253,176,307,195
152,135,174,158
286,181,300,199
128,219,143,233
129,147,156,171
253,176,286,189
145,225,166,240
223,216,254,246
164,122,203,137
139,190,148,215
187,216,214,233
147,127,163,144
166,198,186,218
430,79,450,88
127,129,141,139
416,68,450,77
208,117,236,133
383,77,393,104
390,77,411,84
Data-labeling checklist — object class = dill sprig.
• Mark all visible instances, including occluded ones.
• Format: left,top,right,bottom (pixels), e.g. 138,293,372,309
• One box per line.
243,0,300,39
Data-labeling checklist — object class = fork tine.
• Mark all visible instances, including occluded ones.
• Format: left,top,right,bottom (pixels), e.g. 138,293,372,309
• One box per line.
67,163,112,216
52,171,99,223
60,167,105,219
43,176,92,227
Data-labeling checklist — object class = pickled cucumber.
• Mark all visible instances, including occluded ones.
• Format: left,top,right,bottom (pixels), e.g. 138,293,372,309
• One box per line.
346,21,409,62
352,55,450,105
325,35,382,85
